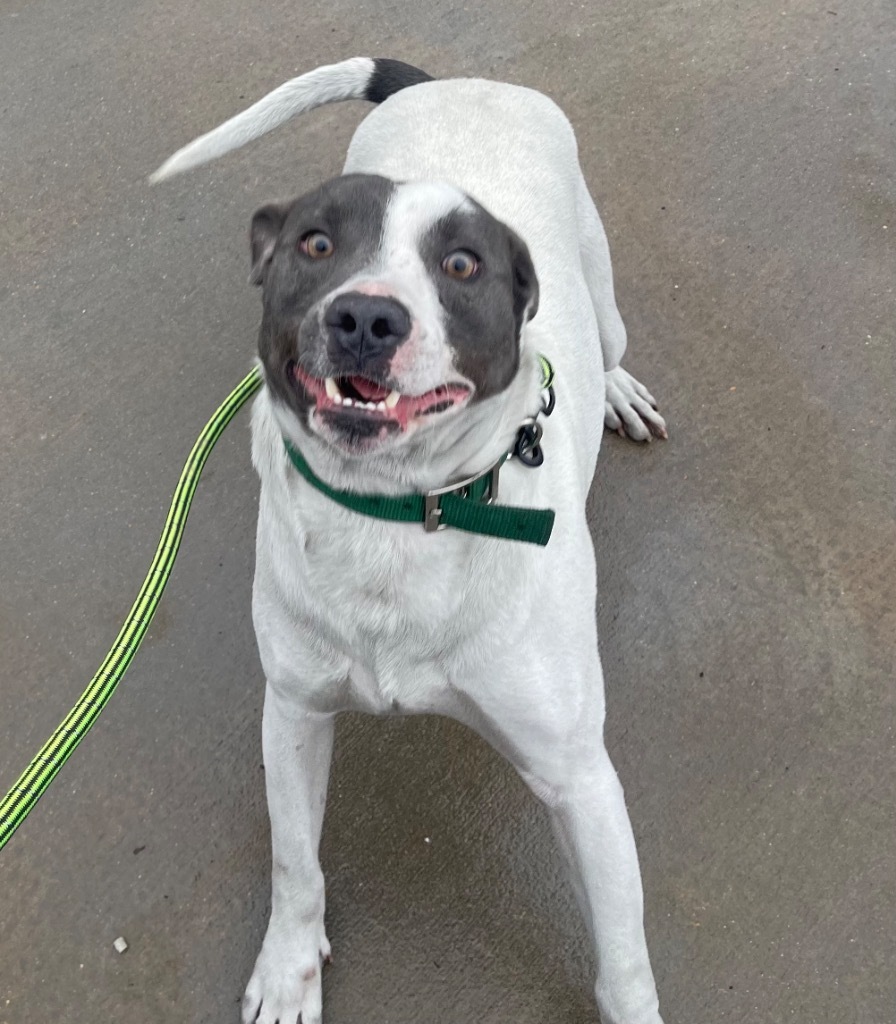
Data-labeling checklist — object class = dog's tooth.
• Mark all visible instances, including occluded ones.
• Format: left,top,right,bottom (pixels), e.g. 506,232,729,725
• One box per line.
376,401,386,411
324,377,341,400
342,397,354,407
384,389,401,410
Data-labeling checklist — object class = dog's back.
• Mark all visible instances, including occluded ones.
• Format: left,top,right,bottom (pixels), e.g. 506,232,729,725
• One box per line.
345,77,581,238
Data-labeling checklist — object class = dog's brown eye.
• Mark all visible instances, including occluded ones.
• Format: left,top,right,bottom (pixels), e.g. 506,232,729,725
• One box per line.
300,231,334,259
442,250,479,280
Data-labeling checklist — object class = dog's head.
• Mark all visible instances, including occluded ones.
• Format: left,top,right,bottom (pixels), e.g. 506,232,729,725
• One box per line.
250,174,539,466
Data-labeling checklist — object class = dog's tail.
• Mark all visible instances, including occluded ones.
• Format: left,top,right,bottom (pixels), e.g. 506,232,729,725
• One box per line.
149,57,433,183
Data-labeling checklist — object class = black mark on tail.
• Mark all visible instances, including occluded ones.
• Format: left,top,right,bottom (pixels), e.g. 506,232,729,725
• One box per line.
365,58,434,103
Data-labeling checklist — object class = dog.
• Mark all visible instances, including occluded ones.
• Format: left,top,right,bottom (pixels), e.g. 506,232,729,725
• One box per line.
153,57,668,1024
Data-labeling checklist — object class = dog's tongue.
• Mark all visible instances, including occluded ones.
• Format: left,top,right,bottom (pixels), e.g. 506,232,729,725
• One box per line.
348,376,390,401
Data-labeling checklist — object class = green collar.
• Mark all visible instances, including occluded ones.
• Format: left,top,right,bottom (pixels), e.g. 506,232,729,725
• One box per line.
283,356,556,547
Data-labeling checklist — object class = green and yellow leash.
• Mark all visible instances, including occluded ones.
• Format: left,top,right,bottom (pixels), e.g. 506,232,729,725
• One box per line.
0,366,263,851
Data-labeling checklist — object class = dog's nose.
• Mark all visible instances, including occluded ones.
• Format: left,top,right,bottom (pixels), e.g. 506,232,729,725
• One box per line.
325,292,411,364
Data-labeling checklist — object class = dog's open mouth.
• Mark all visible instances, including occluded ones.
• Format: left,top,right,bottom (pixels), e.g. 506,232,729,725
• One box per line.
291,363,471,429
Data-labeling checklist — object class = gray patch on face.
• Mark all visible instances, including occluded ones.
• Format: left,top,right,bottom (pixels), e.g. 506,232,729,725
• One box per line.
249,173,396,418
418,200,539,401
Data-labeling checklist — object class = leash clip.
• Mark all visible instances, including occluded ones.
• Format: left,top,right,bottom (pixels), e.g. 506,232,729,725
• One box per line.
512,367,554,469
423,455,505,532
514,419,545,467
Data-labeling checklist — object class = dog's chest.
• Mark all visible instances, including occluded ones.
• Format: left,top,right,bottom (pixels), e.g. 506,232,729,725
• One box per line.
264,492,513,714
306,522,465,640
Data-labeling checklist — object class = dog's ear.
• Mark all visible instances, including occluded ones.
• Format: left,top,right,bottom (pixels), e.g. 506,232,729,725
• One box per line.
508,230,540,325
249,203,290,286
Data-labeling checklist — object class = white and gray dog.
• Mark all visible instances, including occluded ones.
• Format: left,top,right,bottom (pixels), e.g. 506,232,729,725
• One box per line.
153,57,668,1024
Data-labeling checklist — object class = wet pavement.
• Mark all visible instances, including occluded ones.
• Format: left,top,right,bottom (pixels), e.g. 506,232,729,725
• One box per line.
1,1,894,1022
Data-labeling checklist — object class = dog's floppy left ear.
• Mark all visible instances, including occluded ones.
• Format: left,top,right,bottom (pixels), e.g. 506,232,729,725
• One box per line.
508,230,540,325
249,203,290,286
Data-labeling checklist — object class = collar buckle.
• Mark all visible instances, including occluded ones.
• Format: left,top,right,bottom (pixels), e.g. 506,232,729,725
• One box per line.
423,454,506,532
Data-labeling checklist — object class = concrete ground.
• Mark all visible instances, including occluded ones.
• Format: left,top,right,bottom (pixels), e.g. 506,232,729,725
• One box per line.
1,0,894,1021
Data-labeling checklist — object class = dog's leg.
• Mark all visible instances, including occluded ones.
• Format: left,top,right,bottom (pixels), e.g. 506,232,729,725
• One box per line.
576,177,668,442
459,643,663,1024
242,685,335,1024
539,745,663,1024
515,741,661,1024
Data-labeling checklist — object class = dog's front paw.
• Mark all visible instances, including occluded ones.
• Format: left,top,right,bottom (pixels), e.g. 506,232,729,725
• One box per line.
604,366,668,442
242,919,331,1024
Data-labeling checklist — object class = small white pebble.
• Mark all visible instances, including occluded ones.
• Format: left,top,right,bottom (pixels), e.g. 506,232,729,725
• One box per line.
113,936,129,954
423,837,431,844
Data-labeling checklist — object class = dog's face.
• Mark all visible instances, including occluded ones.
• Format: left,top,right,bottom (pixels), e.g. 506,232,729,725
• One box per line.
250,174,538,456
